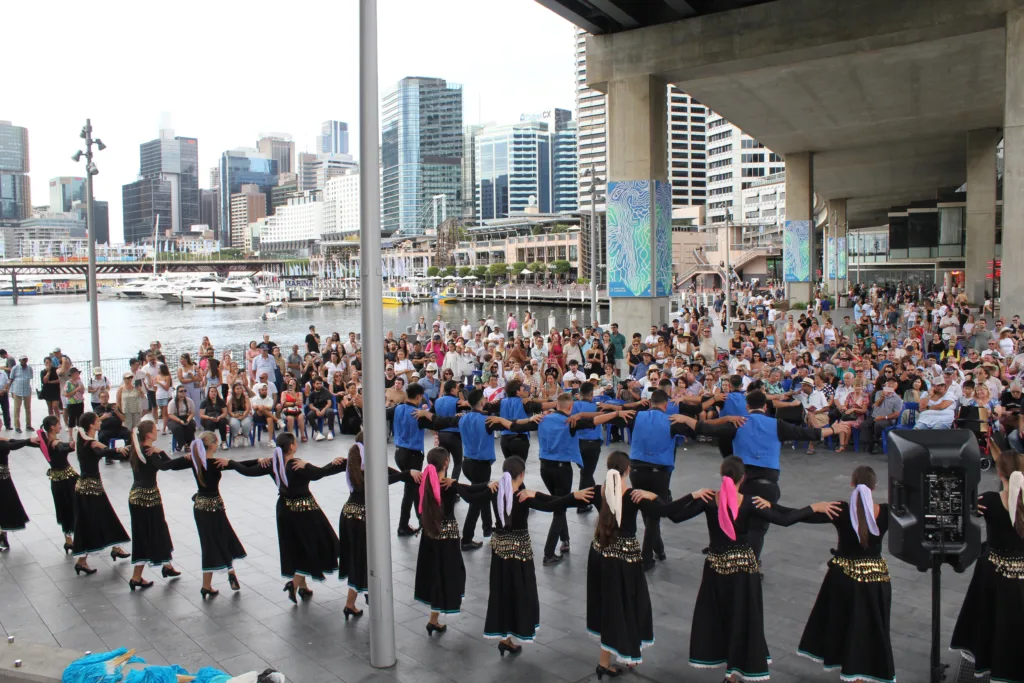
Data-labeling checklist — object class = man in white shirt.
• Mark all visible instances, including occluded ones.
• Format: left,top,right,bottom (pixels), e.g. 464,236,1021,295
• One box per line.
941,366,963,401
250,383,277,445
915,377,955,429
644,326,660,348
460,319,473,340
343,332,360,358
252,347,278,386
253,372,278,399
561,359,586,387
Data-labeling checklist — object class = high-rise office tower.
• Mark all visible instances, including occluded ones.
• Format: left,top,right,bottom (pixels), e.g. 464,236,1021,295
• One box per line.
668,87,708,207
230,184,267,250
200,188,219,236
217,148,278,247
49,177,85,213
705,112,783,224
297,153,358,192
0,121,31,226
381,76,463,235
461,124,484,220
73,200,109,245
318,121,349,155
257,133,295,175
209,166,219,189
122,128,200,242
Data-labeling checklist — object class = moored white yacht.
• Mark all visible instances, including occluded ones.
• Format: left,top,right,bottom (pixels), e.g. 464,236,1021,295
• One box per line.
187,280,266,307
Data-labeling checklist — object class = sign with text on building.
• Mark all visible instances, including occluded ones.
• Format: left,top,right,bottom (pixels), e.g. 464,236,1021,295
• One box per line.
783,219,811,282
606,180,672,298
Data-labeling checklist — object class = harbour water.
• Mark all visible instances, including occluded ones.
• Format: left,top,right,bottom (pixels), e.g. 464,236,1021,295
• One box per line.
0,295,600,365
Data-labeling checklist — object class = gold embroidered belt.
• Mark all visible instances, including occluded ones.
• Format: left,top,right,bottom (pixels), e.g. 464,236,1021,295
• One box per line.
492,529,533,561
436,517,461,540
284,495,321,512
129,486,163,508
194,494,225,512
0,465,9,480
591,535,642,562
47,466,78,482
343,502,365,521
706,546,760,575
75,477,105,496
829,556,890,583
988,551,1024,580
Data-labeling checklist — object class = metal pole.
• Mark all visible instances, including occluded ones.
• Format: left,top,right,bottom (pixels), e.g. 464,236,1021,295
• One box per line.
589,163,598,327
359,0,396,668
724,218,731,330
85,120,101,368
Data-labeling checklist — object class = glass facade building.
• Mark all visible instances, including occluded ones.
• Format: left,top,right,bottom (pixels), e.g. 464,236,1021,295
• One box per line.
122,130,200,242
122,177,173,243
319,121,349,155
218,150,278,247
49,177,86,213
381,77,463,235
0,121,31,225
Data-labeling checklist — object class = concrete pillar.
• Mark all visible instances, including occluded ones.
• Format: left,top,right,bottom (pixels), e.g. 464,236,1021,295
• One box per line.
784,152,815,304
1001,9,1024,313
965,129,1000,304
605,75,672,332
826,198,848,300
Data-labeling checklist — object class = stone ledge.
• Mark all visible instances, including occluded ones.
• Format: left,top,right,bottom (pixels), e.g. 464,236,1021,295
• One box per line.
0,641,80,683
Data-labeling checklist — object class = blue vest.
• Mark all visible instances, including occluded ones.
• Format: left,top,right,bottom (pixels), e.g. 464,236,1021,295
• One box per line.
393,403,424,451
628,410,676,468
500,397,530,439
460,411,495,462
571,400,602,440
537,413,582,466
732,412,781,471
721,392,748,418
434,395,460,433
665,399,680,416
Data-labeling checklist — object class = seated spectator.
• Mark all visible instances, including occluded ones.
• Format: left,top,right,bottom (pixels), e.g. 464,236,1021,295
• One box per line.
250,382,277,446
304,377,336,441
914,377,956,430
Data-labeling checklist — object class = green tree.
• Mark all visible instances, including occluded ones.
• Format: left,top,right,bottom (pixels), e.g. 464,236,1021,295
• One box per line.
552,260,571,274
457,266,472,277
488,262,509,280
473,265,487,279
426,266,440,277
442,266,456,277
511,261,527,277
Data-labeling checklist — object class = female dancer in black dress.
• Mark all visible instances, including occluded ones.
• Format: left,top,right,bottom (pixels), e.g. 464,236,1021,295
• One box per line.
415,446,492,635
38,416,78,553
187,431,245,598
338,434,416,620
587,451,714,678
639,456,839,683
71,413,131,575
226,432,345,603
949,448,1024,683
794,465,895,683
126,421,188,591
0,434,39,550
484,455,592,657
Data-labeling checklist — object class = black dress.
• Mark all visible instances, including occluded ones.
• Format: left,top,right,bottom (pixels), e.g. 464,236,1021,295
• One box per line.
484,486,580,643
129,448,192,567
664,495,813,681
190,460,246,572
230,458,343,581
796,502,895,683
413,481,489,613
71,437,131,556
0,439,36,531
339,469,409,593
950,490,1024,683
586,487,695,664
43,438,78,535
40,368,60,402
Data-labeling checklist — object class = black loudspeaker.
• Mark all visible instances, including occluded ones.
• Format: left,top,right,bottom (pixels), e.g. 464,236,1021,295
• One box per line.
888,429,983,573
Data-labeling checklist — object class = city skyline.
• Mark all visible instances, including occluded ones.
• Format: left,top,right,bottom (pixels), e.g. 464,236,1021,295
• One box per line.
4,0,574,243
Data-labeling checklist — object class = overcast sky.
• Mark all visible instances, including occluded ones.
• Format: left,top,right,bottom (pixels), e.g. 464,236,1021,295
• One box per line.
5,0,575,243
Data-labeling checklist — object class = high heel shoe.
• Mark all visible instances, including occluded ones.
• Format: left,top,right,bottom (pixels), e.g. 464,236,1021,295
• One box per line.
63,542,74,555
110,548,130,561
200,587,219,600
297,587,313,600
283,581,297,604
129,578,153,592
161,566,181,578
74,564,97,576
227,572,240,591
425,622,447,636
595,665,622,679
0,533,9,551
498,641,522,657
343,606,363,621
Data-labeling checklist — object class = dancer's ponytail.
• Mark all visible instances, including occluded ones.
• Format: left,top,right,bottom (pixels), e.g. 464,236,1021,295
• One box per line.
995,445,1024,537
849,466,879,548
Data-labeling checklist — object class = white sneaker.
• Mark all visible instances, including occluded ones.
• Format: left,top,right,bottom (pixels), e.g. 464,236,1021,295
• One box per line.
223,442,230,450
326,432,334,441
277,419,286,430
314,432,325,442
270,439,276,448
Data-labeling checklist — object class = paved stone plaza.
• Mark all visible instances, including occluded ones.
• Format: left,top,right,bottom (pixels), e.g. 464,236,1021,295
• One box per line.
0,430,992,683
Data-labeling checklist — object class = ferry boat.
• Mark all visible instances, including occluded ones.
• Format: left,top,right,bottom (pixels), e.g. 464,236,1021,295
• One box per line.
381,289,415,306
261,302,286,320
433,285,460,304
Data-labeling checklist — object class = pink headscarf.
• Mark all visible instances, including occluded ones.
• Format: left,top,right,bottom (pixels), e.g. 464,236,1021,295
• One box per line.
418,464,441,514
37,429,51,463
718,476,740,541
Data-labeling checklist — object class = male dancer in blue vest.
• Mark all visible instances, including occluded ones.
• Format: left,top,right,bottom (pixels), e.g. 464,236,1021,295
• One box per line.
490,394,627,565
715,374,749,456
393,383,434,536
433,380,465,482
417,388,500,550
495,379,539,460
673,389,840,560
570,381,604,514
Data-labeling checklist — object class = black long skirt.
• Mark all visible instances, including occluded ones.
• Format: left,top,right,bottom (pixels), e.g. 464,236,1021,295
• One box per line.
193,494,246,572
586,537,654,664
484,530,540,641
71,477,130,556
128,488,174,566
277,496,339,581
49,467,78,535
798,558,895,683
413,518,466,613
688,546,771,682
950,552,1024,683
0,474,29,531
338,503,368,592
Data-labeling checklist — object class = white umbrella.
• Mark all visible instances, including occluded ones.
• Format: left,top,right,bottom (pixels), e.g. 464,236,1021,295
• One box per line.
520,269,532,275
464,275,477,280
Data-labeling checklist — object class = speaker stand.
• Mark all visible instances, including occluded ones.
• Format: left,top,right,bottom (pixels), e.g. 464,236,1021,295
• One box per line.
931,556,949,683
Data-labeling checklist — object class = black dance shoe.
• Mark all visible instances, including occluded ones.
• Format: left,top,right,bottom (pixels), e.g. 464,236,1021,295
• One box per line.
129,579,153,592
595,665,622,679
560,541,570,554
228,572,241,591
396,525,419,537
110,548,130,561
461,540,483,551
283,581,297,604
200,587,219,600
542,554,562,566
343,606,363,621
0,533,9,551
161,566,181,578
63,542,74,555
498,641,522,657
642,559,656,572
576,503,594,514
74,564,97,576
425,622,447,636
656,551,667,562
298,587,313,600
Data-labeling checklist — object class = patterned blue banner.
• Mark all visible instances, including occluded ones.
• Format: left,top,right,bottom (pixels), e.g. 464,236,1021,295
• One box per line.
607,180,672,298
783,220,811,283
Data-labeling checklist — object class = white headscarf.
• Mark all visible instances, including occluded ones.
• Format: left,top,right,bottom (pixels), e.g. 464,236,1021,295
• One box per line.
497,471,514,526
132,427,146,464
1009,471,1023,528
190,438,207,474
271,446,288,489
604,469,623,527
849,484,880,537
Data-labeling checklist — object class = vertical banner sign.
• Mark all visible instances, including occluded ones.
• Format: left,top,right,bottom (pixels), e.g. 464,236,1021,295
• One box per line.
837,236,848,279
827,237,836,280
607,180,673,297
783,219,811,282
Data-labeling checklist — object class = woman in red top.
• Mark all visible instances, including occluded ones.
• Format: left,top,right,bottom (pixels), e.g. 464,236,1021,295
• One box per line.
279,378,307,442
547,332,564,374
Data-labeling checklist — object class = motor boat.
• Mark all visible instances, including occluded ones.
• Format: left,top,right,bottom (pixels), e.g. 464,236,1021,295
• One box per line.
159,275,220,304
433,285,460,304
261,302,286,321
188,280,266,307
115,276,159,299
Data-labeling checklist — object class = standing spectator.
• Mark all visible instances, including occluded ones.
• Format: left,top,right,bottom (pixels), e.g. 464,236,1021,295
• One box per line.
88,367,110,413
63,367,87,430
9,355,33,432
40,357,61,420
117,371,146,431
0,361,10,430
305,325,320,355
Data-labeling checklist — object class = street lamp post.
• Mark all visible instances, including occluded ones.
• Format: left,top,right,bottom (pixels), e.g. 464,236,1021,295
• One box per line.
73,120,105,368
584,165,602,327
724,211,732,330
